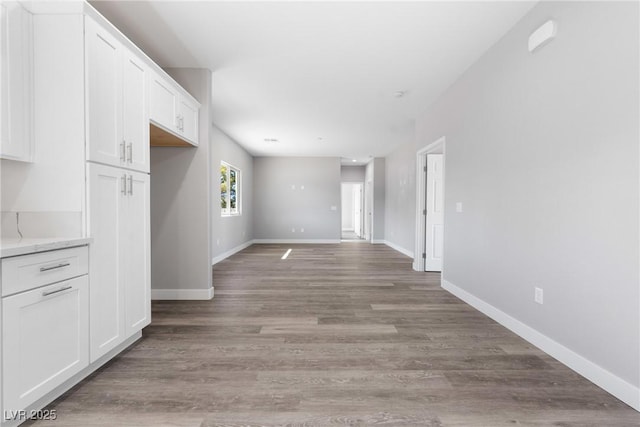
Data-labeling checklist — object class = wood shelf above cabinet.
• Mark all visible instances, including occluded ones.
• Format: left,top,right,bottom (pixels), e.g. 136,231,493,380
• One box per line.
149,123,195,147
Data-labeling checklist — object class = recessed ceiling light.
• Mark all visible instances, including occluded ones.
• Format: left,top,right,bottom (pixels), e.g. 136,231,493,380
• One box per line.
394,90,407,98
264,138,279,143
352,159,357,162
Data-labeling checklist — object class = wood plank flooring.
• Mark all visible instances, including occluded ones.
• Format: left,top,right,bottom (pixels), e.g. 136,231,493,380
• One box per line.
27,243,640,426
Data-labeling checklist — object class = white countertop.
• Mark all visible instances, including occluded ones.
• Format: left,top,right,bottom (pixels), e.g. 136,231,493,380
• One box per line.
0,237,92,258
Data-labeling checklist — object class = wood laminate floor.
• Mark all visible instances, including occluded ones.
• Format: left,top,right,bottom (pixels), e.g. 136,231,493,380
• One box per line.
28,243,640,426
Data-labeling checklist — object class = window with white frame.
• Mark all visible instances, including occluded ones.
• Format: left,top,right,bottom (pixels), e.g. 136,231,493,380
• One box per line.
220,162,241,216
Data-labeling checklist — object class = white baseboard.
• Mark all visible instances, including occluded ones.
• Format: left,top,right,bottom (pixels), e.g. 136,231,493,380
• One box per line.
383,240,414,258
253,239,340,244
212,240,253,265
151,287,214,300
442,279,640,412
371,239,385,244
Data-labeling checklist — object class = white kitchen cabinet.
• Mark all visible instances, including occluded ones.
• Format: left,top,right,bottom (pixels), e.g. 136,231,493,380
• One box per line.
124,170,151,335
149,71,199,146
2,275,89,414
85,17,149,172
178,95,198,144
122,50,149,173
0,1,33,162
149,72,176,131
87,163,150,362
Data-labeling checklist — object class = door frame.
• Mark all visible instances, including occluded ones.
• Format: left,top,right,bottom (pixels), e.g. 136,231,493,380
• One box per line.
414,136,446,271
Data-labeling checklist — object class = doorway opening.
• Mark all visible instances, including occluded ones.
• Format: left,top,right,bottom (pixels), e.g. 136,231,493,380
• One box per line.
414,137,445,272
341,182,364,241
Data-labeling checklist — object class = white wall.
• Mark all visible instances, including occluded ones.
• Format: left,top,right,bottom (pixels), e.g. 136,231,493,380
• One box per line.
150,68,212,298
211,126,254,261
341,165,365,182
253,157,341,241
384,140,416,254
412,1,638,405
1,15,85,238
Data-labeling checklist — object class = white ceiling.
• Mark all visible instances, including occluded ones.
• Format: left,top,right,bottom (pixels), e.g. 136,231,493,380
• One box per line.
90,1,537,163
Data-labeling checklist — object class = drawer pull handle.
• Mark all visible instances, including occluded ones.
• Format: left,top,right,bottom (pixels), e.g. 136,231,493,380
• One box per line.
39,262,71,272
42,285,73,297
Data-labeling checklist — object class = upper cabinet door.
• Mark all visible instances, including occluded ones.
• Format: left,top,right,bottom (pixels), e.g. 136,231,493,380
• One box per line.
149,72,178,132
178,96,199,146
0,1,33,162
122,50,149,173
85,17,123,168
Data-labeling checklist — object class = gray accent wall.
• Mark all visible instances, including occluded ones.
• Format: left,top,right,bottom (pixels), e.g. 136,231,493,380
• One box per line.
413,1,638,389
211,126,254,258
384,141,416,254
253,157,341,241
150,68,212,293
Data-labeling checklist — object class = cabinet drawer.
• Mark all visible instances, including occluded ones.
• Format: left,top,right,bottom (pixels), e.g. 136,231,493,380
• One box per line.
1,245,88,296
2,275,89,413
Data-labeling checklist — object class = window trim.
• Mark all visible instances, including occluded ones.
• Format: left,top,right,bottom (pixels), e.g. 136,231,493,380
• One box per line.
220,161,241,217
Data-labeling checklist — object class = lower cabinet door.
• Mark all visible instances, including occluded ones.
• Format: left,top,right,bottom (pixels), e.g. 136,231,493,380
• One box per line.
2,276,89,413
87,162,126,362
124,170,151,336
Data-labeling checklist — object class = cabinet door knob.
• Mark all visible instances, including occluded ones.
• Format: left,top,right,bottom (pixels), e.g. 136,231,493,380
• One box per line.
127,142,133,163
121,175,127,195
120,141,126,162
128,174,133,196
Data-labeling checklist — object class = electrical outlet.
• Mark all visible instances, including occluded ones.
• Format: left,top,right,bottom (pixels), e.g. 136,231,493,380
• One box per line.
456,202,463,213
534,287,544,304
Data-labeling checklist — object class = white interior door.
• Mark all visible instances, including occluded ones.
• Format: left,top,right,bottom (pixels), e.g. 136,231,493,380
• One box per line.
425,154,444,271
353,184,363,237
341,183,354,232
364,181,372,241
